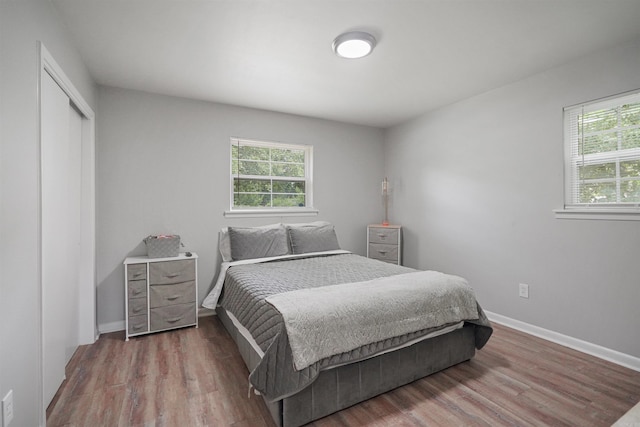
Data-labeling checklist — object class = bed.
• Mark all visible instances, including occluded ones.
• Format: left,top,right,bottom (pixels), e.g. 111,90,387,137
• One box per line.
202,222,492,427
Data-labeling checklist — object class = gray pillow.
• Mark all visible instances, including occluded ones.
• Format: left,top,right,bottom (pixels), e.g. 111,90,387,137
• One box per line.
219,223,282,262
288,224,340,254
228,225,289,260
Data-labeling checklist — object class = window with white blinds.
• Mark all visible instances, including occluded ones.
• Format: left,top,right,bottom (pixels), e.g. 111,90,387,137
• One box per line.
564,91,640,210
229,138,313,213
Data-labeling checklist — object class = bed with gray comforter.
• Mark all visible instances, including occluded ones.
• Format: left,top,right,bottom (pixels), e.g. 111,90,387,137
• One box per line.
216,251,493,426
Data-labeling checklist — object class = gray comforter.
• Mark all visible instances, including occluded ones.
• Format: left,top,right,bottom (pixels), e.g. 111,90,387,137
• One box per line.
219,253,492,401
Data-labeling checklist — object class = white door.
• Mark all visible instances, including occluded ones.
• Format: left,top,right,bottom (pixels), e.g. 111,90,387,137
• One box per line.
66,104,83,364
41,71,83,405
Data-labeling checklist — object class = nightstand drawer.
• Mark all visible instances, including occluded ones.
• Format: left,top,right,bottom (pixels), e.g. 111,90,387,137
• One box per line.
128,297,148,316
127,263,147,280
150,303,196,331
127,279,147,299
149,259,196,285
128,314,148,335
368,227,399,244
149,281,196,308
369,243,399,263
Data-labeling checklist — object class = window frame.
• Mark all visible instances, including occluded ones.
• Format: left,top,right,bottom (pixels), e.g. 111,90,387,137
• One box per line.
224,137,317,218
556,90,640,221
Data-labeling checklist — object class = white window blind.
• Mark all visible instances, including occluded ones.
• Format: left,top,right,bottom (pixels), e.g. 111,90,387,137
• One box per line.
564,91,640,210
229,138,313,212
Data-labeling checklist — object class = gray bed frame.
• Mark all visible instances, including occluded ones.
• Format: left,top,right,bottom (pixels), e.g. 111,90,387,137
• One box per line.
216,306,477,427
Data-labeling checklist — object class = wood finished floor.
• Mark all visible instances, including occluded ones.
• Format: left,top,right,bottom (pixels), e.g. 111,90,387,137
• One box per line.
47,316,640,427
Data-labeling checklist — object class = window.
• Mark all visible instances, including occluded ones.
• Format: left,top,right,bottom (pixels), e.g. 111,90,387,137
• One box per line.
228,138,314,215
563,91,640,214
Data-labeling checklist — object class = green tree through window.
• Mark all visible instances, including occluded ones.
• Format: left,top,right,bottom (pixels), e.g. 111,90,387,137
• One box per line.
565,92,640,207
230,138,312,210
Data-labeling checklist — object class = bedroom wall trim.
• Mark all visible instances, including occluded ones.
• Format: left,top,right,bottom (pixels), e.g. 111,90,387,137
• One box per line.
98,321,125,335
486,311,640,372
198,307,216,317
554,209,640,221
224,208,319,218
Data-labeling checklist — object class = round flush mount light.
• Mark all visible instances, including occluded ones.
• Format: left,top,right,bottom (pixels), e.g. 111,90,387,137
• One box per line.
332,31,376,59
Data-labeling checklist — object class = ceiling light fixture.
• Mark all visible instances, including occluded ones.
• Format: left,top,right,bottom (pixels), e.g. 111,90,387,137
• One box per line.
332,31,376,59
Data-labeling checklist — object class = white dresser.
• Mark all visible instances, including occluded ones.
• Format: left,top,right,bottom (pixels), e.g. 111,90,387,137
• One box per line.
124,252,198,340
367,224,402,265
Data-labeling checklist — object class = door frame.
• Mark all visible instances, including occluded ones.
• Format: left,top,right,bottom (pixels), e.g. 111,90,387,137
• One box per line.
36,41,96,423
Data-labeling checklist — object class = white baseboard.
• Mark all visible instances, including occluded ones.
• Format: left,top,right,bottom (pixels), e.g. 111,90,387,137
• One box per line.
98,320,125,334
485,311,640,372
198,307,216,317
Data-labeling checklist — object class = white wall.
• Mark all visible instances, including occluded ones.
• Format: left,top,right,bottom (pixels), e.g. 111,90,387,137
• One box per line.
96,86,385,329
385,37,640,358
0,1,96,425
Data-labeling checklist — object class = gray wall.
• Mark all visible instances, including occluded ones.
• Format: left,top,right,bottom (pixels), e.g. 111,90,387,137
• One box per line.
385,37,640,358
0,1,96,425
96,86,385,329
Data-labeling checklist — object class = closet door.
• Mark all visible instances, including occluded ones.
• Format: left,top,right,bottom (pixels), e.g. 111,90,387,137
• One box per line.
41,71,82,405
66,104,83,364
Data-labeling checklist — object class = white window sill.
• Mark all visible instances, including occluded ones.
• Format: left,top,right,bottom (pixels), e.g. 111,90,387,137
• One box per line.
224,208,319,218
554,208,640,221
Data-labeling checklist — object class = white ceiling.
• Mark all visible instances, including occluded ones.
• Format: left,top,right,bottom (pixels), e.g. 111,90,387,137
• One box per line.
52,0,640,128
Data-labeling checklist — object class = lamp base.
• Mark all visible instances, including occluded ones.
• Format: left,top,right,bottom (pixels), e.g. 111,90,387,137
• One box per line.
382,221,389,226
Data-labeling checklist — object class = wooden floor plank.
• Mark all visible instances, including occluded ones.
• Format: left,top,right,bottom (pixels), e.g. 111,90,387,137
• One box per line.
48,317,640,427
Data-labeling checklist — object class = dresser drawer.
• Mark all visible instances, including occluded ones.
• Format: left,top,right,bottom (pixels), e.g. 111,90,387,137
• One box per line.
149,281,196,308
369,243,399,263
127,263,147,281
149,259,196,285
128,314,148,335
368,227,399,244
150,303,196,331
127,279,147,299
128,297,148,317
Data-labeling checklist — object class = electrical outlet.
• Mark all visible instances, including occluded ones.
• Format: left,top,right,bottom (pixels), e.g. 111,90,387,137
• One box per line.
2,389,14,427
519,283,529,299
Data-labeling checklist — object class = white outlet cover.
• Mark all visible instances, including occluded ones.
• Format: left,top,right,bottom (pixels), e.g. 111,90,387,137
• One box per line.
519,283,529,298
